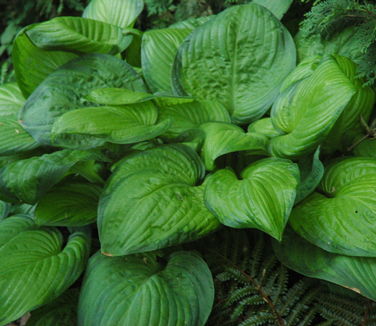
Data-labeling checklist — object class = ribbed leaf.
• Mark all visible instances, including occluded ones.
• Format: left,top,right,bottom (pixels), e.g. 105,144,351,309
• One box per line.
170,16,213,29
98,145,219,256
199,122,268,171
205,158,299,240
0,83,25,118
52,103,170,145
273,227,376,301
83,0,144,28
19,54,146,147
253,0,293,19
27,289,78,326
35,181,101,227
78,251,214,326
0,216,90,325
12,30,78,98
142,28,191,93
269,57,356,158
0,201,9,219
0,149,97,203
247,118,282,138
290,157,376,257
26,17,131,54
173,3,296,123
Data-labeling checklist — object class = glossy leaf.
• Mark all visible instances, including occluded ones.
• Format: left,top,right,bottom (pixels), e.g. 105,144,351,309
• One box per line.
0,83,25,118
20,54,147,147
35,181,101,226
199,122,268,171
83,0,144,28
78,251,214,326
0,216,90,325
142,28,191,93
273,227,376,301
0,149,97,203
98,145,219,256
247,118,282,138
170,16,213,29
26,17,131,54
290,157,376,256
173,3,296,123
0,201,10,220
205,158,299,240
253,0,293,19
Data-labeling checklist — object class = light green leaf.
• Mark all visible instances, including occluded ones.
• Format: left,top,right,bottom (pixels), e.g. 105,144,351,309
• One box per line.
170,16,213,29
26,289,78,326
83,0,144,28
247,118,283,138
290,157,376,257
98,145,219,256
173,3,296,123
199,122,268,171
19,54,147,147
354,139,376,158
269,56,356,158
0,149,97,203
78,251,214,326
12,30,78,98
26,17,131,54
273,227,376,301
0,216,90,325
52,103,170,145
253,0,293,19
142,28,191,93
205,158,299,240
35,181,101,227
0,83,25,118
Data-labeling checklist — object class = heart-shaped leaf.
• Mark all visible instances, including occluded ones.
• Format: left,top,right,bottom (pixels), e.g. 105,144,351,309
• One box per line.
98,145,219,256
0,216,90,325
290,157,376,256
78,251,214,326
273,227,376,301
173,3,296,123
205,158,299,240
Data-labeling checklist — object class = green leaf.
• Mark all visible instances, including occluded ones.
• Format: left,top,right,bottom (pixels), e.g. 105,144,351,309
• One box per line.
78,251,214,326
0,149,97,204
12,30,78,98
205,158,299,240
173,3,296,123
252,0,293,19
52,103,170,145
0,216,90,325
83,0,144,28
98,145,219,256
170,16,213,29
295,147,324,204
290,157,376,257
26,17,131,54
0,83,25,118
199,122,268,171
142,28,191,93
269,57,356,158
19,54,147,147
354,139,376,158
247,117,283,138
26,289,78,326
35,181,101,227
273,227,376,301
0,201,10,220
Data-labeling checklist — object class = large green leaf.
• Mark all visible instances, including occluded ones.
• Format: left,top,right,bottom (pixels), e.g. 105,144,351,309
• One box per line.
83,0,144,28
0,216,90,325
142,28,191,93
0,201,9,219
247,117,282,138
51,103,170,145
199,122,268,171
170,16,213,29
35,181,101,227
253,0,293,19
269,56,356,158
12,30,78,98
273,227,376,301
0,83,25,118
27,289,78,326
205,158,299,240
78,251,214,326
173,3,296,123
98,145,219,256
290,157,376,257
19,54,147,147
354,139,376,158
26,17,131,54
0,149,97,203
